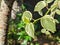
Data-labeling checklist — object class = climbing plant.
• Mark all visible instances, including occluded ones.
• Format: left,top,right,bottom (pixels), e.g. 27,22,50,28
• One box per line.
22,0,60,40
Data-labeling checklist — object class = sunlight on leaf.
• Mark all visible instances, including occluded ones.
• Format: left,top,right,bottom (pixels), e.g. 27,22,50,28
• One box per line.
22,11,32,24
41,15,56,33
25,23,35,39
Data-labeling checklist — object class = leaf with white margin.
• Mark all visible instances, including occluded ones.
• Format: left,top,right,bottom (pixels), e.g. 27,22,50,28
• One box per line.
34,1,46,12
22,11,32,24
40,15,56,33
44,0,53,3
55,9,60,15
25,23,35,39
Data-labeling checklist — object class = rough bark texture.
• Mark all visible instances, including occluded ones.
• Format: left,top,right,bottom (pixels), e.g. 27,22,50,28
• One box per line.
11,0,22,19
0,0,14,45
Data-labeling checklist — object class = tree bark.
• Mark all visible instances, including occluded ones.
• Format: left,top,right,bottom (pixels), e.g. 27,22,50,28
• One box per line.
11,0,22,19
0,0,15,45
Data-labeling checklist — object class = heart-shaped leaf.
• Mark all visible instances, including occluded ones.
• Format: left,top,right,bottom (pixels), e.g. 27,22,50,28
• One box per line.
22,11,32,24
25,23,35,39
34,1,46,12
40,15,56,33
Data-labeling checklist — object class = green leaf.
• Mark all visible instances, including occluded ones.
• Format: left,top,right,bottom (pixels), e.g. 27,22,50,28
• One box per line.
23,16,30,24
50,11,55,17
38,11,43,16
30,43,34,45
25,23,35,39
51,0,58,12
58,1,60,9
25,36,32,41
44,0,53,3
35,43,39,45
21,40,27,45
54,19,59,23
34,1,46,12
21,4,26,10
22,11,32,24
41,29,50,35
45,31,50,35
40,15,56,33
55,9,60,15
41,29,46,33
17,21,25,29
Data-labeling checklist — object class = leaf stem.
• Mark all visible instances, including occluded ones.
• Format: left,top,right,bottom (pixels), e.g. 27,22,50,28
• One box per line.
33,1,57,24
33,8,51,23
45,8,51,15
33,18,41,23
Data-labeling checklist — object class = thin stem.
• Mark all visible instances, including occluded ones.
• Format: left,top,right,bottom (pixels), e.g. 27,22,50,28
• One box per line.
33,2,57,23
45,8,51,15
33,8,51,23
33,18,41,23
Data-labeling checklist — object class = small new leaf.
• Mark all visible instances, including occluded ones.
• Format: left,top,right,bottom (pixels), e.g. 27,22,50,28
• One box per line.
41,29,46,33
55,9,60,15
45,31,50,35
38,11,43,16
54,19,59,23
41,29,50,35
